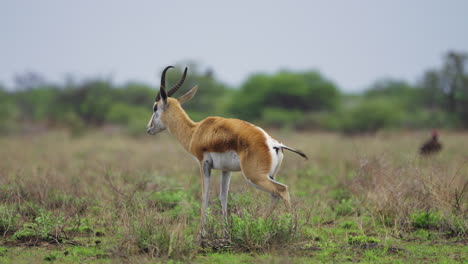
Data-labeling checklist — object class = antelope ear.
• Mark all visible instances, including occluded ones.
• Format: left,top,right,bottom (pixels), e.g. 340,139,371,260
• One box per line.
159,87,168,109
178,85,198,105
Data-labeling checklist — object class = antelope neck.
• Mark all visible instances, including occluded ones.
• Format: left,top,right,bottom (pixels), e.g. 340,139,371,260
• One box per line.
164,104,197,152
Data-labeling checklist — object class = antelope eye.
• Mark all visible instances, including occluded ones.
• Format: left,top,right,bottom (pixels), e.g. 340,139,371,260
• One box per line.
153,104,158,112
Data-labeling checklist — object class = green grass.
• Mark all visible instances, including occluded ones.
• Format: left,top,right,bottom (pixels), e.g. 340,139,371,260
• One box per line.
0,130,466,263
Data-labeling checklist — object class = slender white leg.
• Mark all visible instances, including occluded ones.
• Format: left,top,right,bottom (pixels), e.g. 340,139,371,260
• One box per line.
200,161,211,236
219,171,231,218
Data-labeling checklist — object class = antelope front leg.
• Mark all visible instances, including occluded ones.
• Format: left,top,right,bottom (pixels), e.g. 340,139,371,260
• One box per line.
219,171,231,219
200,160,212,237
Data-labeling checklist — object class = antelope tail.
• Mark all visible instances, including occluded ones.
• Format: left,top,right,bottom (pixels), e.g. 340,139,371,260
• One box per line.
281,145,308,160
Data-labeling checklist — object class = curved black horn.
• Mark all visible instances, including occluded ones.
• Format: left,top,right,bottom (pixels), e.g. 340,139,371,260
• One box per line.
155,66,174,102
167,67,188,97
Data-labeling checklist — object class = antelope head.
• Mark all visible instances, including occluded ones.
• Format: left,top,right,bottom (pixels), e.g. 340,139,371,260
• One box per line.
146,66,198,135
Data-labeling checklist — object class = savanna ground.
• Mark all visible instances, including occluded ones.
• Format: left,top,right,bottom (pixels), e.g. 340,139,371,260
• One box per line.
0,129,466,263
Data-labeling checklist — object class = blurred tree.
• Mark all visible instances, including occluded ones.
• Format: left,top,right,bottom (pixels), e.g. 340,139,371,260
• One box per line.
0,87,19,133
14,72,46,90
52,79,114,125
418,51,468,127
419,70,444,110
14,85,57,122
364,79,424,113
116,82,154,106
1,53,466,134
341,97,403,134
441,52,467,113
229,70,340,122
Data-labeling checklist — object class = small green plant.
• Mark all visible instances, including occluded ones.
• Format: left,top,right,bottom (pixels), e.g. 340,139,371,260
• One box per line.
339,220,357,229
0,247,8,257
44,252,58,261
413,229,435,241
348,235,381,245
334,199,355,216
69,246,107,258
12,210,64,242
0,206,18,234
411,211,441,229
12,223,37,241
35,211,62,238
229,211,295,251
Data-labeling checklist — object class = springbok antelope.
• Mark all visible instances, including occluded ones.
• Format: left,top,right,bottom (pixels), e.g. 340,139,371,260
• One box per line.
147,66,307,234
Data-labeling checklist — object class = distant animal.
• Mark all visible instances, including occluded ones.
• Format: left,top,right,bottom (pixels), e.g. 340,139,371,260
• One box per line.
146,66,308,235
419,130,442,155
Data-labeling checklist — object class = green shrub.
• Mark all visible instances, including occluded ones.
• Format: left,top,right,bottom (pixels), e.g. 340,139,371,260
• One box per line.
340,98,403,134
229,70,340,122
334,199,356,216
13,210,64,242
413,229,435,241
411,211,441,229
0,247,7,257
12,224,37,241
0,206,18,234
348,235,381,245
229,211,295,251
339,221,357,229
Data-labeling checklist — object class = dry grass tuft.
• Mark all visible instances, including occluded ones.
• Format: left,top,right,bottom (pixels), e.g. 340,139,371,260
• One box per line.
350,154,467,236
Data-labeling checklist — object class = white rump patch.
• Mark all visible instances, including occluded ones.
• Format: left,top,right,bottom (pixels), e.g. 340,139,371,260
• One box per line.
256,126,284,178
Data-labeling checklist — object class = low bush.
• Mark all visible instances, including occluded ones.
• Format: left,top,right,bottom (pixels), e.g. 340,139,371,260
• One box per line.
411,211,442,229
0,206,18,234
348,235,381,245
115,209,195,260
12,210,65,243
200,210,298,253
333,199,356,216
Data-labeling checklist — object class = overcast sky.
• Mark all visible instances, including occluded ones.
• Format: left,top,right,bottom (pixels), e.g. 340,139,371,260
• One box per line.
1,0,467,92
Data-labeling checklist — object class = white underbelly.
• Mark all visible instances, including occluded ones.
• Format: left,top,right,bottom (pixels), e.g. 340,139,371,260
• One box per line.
206,151,241,171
